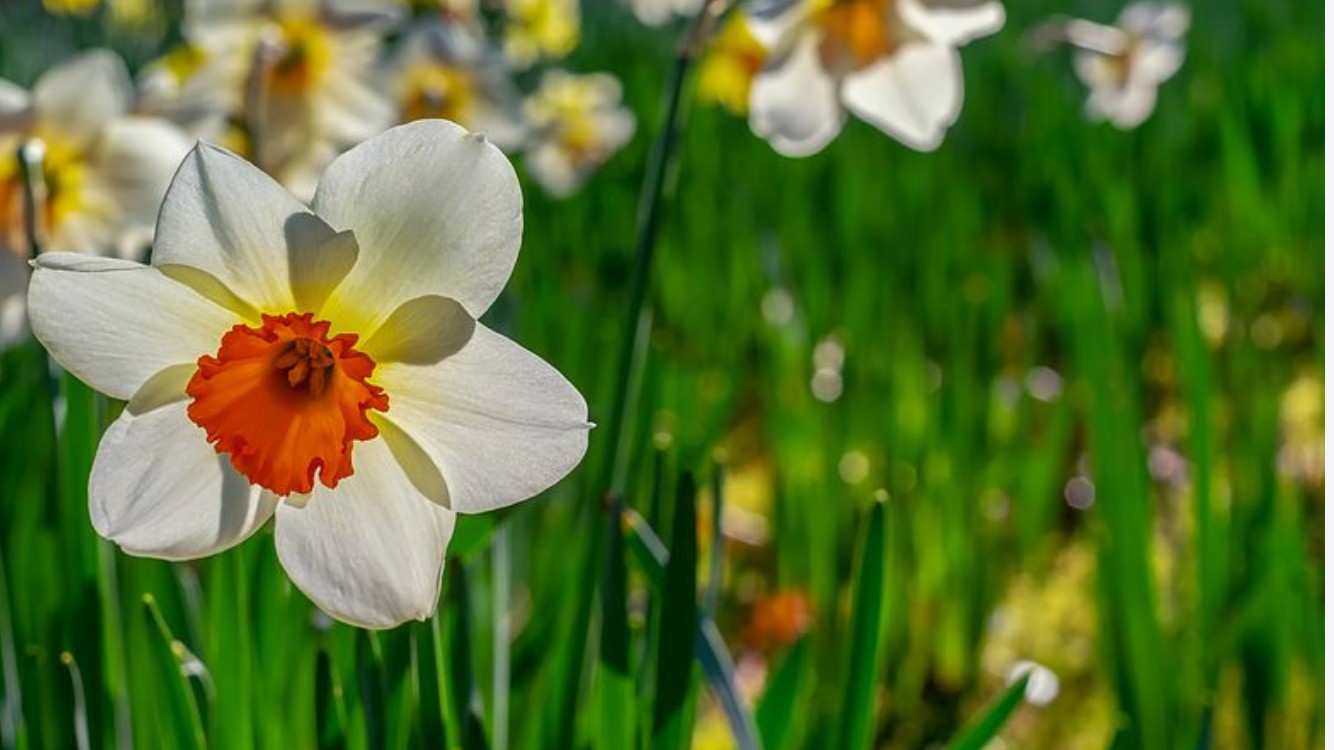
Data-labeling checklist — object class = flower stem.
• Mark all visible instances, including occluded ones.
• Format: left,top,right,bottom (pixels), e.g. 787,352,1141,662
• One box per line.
16,139,46,257
597,1,727,501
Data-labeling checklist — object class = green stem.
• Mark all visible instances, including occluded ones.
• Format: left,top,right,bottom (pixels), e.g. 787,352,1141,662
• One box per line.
596,4,721,501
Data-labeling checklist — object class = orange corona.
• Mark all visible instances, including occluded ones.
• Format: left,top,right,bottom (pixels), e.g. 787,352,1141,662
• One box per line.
186,312,389,496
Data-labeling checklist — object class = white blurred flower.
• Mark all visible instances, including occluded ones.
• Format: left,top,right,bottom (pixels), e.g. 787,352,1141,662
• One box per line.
1006,660,1061,706
503,0,580,69
0,50,190,347
748,0,1004,156
388,21,527,151
626,0,703,28
160,0,404,197
1067,3,1189,129
27,121,591,628
523,71,635,197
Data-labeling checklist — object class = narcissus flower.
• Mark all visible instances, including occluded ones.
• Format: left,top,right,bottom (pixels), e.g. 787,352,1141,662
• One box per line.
388,22,527,150
1,50,190,347
522,71,635,197
698,13,769,115
28,120,591,628
165,0,403,197
1066,2,1188,129
748,0,1004,156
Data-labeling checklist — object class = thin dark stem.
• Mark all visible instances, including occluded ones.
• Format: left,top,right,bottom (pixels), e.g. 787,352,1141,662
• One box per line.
597,2,725,501
16,139,45,258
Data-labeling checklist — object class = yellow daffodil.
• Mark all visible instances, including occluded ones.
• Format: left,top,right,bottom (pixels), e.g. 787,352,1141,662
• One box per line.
1066,2,1189,129
523,71,635,197
389,22,527,150
503,0,580,69
0,50,190,347
748,0,1004,156
27,120,591,628
698,12,769,115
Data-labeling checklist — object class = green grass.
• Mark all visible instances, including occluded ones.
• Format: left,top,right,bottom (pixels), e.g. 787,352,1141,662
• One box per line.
0,0,1324,748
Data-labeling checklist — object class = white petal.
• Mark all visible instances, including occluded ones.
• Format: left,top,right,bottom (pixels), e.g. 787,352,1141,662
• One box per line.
274,437,454,629
841,42,962,152
90,400,278,560
0,78,31,129
153,142,337,313
1119,2,1189,40
27,253,236,400
1130,41,1184,85
313,120,523,330
0,250,28,349
375,323,589,513
1088,82,1159,129
362,294,474,365
748,31,845,157
87,117,194,258
901,0,1005,46
33,50,132,150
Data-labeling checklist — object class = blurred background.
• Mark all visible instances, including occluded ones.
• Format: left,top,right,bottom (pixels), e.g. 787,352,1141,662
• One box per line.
0,0,1323,748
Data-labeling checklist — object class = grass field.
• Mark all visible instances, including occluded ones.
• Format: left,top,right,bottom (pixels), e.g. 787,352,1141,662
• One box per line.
0,1,1324,748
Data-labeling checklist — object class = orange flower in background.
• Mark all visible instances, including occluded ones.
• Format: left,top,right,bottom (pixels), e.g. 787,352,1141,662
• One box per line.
743,590,812,652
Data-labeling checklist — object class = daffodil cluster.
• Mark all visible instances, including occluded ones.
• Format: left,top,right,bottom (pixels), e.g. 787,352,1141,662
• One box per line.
134,0,637,199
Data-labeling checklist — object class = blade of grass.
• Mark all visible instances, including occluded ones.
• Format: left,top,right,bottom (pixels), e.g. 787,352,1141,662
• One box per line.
141,594,205,750
315,648,347,750
59,652,89,750
695,621,761,750
651,473,698,750
755,636,810,750
942,673,1030,750
837,498,888,750
594,499,635,750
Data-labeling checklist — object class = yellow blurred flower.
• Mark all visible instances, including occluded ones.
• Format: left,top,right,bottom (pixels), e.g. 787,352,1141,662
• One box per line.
42,0,99,16
503,0,579,69
698,13,768,115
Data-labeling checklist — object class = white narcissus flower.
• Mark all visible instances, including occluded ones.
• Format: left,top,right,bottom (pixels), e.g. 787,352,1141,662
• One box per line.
27,120,592,628
388,22,528,151
0,50,191,348
170,0,404,198
1068,2,1189,129
747,0,1004,156
523,71,635,197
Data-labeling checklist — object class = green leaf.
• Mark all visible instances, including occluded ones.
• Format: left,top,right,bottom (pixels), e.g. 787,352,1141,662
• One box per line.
315,648,346,750
837,499,888,750
141,595,205,750
651,473,698,750
943,674,1030,750
594,500,635,749
756,636,810,750
695,621,761,750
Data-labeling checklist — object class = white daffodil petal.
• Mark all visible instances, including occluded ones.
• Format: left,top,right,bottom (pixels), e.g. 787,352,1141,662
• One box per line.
1090,83,1158,129
153,143,334,312
362,294,474,365
28,253,236,400
90,401,278,560
375,323,589,514
749,31,844,157
0,78,30,127
274,437,455,629
0,250,28,349
841,42,963,152
1131,42,1185,85
89,117,194,259
313,120,522,328
33,50,132,150
901,0,1005,46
